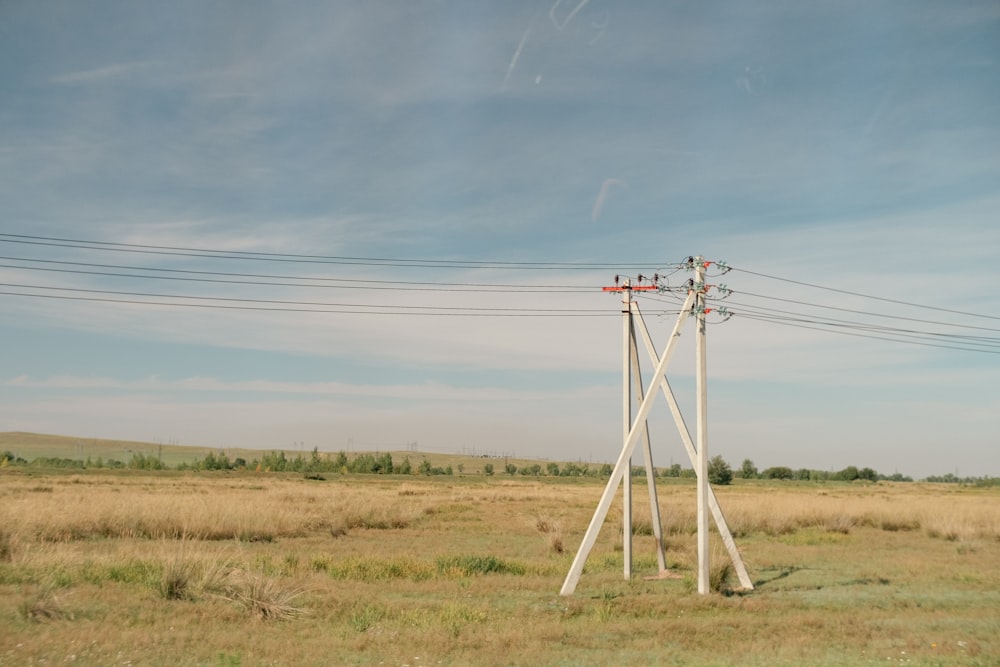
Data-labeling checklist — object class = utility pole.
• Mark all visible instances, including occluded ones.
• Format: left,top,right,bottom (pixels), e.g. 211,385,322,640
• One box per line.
621,280,633,580
561,259,752,597
694,257,710,594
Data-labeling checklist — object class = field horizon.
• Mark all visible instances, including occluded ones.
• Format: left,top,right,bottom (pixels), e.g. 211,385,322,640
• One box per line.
0,430,590,473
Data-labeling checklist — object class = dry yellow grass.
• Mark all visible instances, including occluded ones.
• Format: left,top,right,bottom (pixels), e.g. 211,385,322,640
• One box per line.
1,469,998,666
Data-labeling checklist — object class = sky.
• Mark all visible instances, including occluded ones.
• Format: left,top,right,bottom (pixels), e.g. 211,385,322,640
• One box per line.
1,1,998,479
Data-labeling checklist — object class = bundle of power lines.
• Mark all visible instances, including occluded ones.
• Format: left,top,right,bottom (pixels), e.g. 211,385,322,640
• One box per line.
0,232,998,354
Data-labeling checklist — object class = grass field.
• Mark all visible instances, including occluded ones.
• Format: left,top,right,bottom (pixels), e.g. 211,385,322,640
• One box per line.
2,464,999,666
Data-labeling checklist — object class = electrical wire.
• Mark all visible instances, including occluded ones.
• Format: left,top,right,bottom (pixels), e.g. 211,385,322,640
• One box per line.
735,311,1000,355
2,232,997,354
729,265,1000,321
727,290,1000,334
726,300,1000,346
0,283,652,317
0,257,598,293
0,233,679,271
630,285,1000,354
729,303,1000,348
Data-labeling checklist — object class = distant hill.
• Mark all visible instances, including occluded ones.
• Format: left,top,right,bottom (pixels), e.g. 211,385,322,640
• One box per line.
0,431,574,473
0,431,249,467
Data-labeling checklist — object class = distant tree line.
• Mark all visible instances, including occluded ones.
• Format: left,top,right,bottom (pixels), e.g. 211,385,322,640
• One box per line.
2,448,998,486
729,458,913,483
0,448,439,476
179,449,432,475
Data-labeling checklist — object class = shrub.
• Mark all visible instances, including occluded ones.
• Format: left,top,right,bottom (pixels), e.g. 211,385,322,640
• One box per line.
707,456,733,485
397,457,412,475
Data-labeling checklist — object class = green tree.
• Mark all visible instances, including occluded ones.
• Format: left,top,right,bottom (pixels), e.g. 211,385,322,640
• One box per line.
707,455,733,485
837,465,860,481
858,467,878,482
663,463,682,478
761,466,794,480
739,459,758,479
419,458,433,475
483,462,494,476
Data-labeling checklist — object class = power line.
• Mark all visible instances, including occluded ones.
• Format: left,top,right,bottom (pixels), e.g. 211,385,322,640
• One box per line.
729,300,1000,346
3,233,997,353
735,311,1000,355
630,281,1000,354
727,301,1000,345
0,283,638,317
0,233,675,271
0,257,597,293
730,265,1000,321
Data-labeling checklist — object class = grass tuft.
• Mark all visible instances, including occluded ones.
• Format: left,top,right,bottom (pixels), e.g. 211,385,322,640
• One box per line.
159,558,197,600
19,585,73,622
349,603,385,632
709,557,735,594
0,529,15,562
535,515,565,553
223,569,306,621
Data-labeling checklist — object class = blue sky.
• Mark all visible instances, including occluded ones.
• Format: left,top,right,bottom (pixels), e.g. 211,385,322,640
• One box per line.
1,1,998,478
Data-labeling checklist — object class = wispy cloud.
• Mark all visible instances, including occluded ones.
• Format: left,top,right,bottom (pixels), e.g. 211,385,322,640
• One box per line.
591,178,627,222
50,61,160,84
502,18,535,90
548,0,590,32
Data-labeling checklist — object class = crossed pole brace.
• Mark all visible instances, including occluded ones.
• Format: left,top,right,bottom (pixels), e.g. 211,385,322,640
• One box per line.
560,278,753,596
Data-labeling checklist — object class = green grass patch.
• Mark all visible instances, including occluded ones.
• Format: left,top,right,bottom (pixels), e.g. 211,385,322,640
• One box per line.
435,554,526,576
